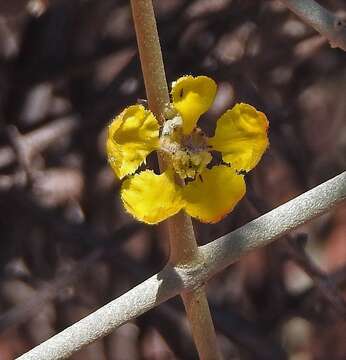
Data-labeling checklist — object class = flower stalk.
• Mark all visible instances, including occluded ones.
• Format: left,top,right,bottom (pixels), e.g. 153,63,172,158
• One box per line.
130,0,222,358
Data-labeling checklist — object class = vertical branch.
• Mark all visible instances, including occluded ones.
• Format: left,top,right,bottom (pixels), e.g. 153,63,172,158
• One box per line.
130,0,169,122
182,287,222,359
130,0,198,264
130,1,222,358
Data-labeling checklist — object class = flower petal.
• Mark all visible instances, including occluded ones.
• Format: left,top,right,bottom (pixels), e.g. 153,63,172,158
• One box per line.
106,105,159,179
121,170,184,224
182,165,245,223
208,103,269,172
171,75,217,135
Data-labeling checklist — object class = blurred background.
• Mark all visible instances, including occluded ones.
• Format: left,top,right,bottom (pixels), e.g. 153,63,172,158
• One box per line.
0,0,345,359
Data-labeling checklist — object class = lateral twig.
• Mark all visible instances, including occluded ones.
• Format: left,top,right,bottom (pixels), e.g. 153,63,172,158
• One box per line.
281,0,346,51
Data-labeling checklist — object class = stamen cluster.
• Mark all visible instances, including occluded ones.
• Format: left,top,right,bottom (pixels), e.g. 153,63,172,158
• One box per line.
160,114,211,179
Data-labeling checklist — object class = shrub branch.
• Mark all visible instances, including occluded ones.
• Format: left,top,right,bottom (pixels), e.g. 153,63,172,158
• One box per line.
281,0,346,51
17,171,346,359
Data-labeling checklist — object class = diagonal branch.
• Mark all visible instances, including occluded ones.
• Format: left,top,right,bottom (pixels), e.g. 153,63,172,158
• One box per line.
17,171,346,360
280,0,346,51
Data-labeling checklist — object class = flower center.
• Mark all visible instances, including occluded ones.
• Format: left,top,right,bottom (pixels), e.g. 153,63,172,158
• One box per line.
159,116,212,179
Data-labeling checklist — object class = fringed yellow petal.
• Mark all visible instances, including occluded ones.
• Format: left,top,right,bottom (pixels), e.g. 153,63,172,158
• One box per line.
121,170,184,225
208,103,269,172
106,105,159,179
171,75,217,135
182,165,245,223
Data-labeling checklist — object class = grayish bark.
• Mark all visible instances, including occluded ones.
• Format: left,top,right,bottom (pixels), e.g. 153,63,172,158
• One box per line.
281,0,346,51
17,171,346,360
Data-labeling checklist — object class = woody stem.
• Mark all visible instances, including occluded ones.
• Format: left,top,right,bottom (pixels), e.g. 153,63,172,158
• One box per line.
130,1,222,359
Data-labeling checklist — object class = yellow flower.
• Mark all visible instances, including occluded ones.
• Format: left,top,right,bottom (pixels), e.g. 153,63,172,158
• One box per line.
107,75,269,224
